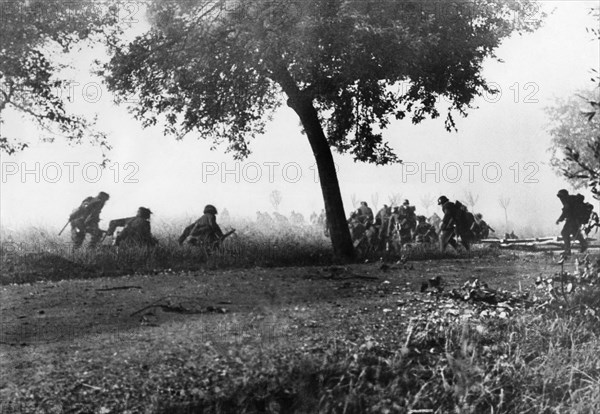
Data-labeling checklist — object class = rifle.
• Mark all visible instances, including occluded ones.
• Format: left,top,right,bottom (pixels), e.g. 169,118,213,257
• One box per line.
220,229,236,242
58,219,70,236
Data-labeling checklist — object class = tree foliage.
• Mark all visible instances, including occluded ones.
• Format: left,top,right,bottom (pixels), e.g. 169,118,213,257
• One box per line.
0,0,120,157
102,0,542,258
547,7,600,200
547,90,600,192
104,0,541,162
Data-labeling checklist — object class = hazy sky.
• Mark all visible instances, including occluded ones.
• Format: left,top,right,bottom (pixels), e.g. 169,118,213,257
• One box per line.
1,1,599,236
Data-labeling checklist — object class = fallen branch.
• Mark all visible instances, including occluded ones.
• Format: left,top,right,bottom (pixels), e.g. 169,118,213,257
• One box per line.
95,285,142,291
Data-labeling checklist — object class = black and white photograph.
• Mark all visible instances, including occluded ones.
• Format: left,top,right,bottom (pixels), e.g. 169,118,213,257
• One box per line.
1,0,599,412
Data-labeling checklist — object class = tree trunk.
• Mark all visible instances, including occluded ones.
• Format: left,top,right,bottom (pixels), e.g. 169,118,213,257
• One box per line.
289,97,355,260
273,67,355,260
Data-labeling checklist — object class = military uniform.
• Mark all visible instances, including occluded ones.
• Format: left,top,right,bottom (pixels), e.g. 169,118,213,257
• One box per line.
556,189,587,254
357,202,374,226
179,204,224,250
69,192,109,249
110,207,157,248
414,216,437,243
474,214,494,240
438,196,459,252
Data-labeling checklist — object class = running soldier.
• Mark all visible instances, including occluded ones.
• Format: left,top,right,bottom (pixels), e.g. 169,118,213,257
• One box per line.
438,196,460,252
68,192,109,249
108,207,157,248
556,189,589,255
438,196,474,252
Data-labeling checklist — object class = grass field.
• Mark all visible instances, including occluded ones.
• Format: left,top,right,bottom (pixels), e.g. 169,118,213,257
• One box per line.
1,220,600,413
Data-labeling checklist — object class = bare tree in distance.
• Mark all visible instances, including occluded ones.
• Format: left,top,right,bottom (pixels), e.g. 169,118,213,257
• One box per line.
371,193,379,212
498,196,511,231
350,194,359,210
420,193,435,215
388,193,402,207
464,191,480,212
270,190,283,212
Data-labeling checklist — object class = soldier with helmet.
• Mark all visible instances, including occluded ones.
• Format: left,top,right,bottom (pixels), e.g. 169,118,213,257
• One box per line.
474,213,495,240
107,207,158,248
68,191,110,249
437,195,459,252
556,189,588,255
438,195,475,251
179,204,225,249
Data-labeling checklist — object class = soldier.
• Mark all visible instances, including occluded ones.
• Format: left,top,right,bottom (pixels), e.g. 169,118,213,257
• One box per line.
438,195,474,252
414,215,438,244
474,213,495,240
374,204,392,250
107,207,157,248
179,204,225,251
68,191,109,249
556,189,588,255
438,195,459,252
428,212,442,233
375,204,391,225
398,199,417,239
356,201,374,226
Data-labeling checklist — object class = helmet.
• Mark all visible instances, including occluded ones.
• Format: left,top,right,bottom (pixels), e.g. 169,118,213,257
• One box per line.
137,207,152,219
417,215,426,221
403,199,410,205
204,204,218,215
98,191,110,200
557,189,569,198
437,195,449,205
475,213,483,219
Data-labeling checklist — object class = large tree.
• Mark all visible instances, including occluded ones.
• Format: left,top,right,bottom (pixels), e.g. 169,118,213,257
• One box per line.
0,1,119,156
103,0,541,259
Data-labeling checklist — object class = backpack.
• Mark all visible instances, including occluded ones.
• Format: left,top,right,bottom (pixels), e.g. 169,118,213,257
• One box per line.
454,200,472,228
573,194,594,223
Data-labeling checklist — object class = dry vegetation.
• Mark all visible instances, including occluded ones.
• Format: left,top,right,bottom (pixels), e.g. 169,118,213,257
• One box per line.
1,220,600,413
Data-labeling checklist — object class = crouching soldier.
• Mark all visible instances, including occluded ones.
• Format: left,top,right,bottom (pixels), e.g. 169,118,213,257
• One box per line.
414,215,437,244
108,207,158,248
179,204,234,253
474,213,495,240
68,191,110,249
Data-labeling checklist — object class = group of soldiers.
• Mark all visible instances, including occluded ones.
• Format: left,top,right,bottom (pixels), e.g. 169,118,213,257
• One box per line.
65,188,596,257
347,189,598,256
346,197,495,254
65,192,230,252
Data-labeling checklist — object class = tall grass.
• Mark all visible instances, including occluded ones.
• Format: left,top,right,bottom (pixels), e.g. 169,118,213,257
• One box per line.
0,218,499,284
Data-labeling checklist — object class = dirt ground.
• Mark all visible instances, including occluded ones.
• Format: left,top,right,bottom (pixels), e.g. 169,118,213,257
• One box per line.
0,251,565,348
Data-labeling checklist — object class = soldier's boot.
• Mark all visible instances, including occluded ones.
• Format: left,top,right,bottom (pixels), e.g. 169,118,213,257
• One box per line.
561,226,572,256
71,227,85,250
575,231,588,253
448,238,459,251
88,227,103,248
